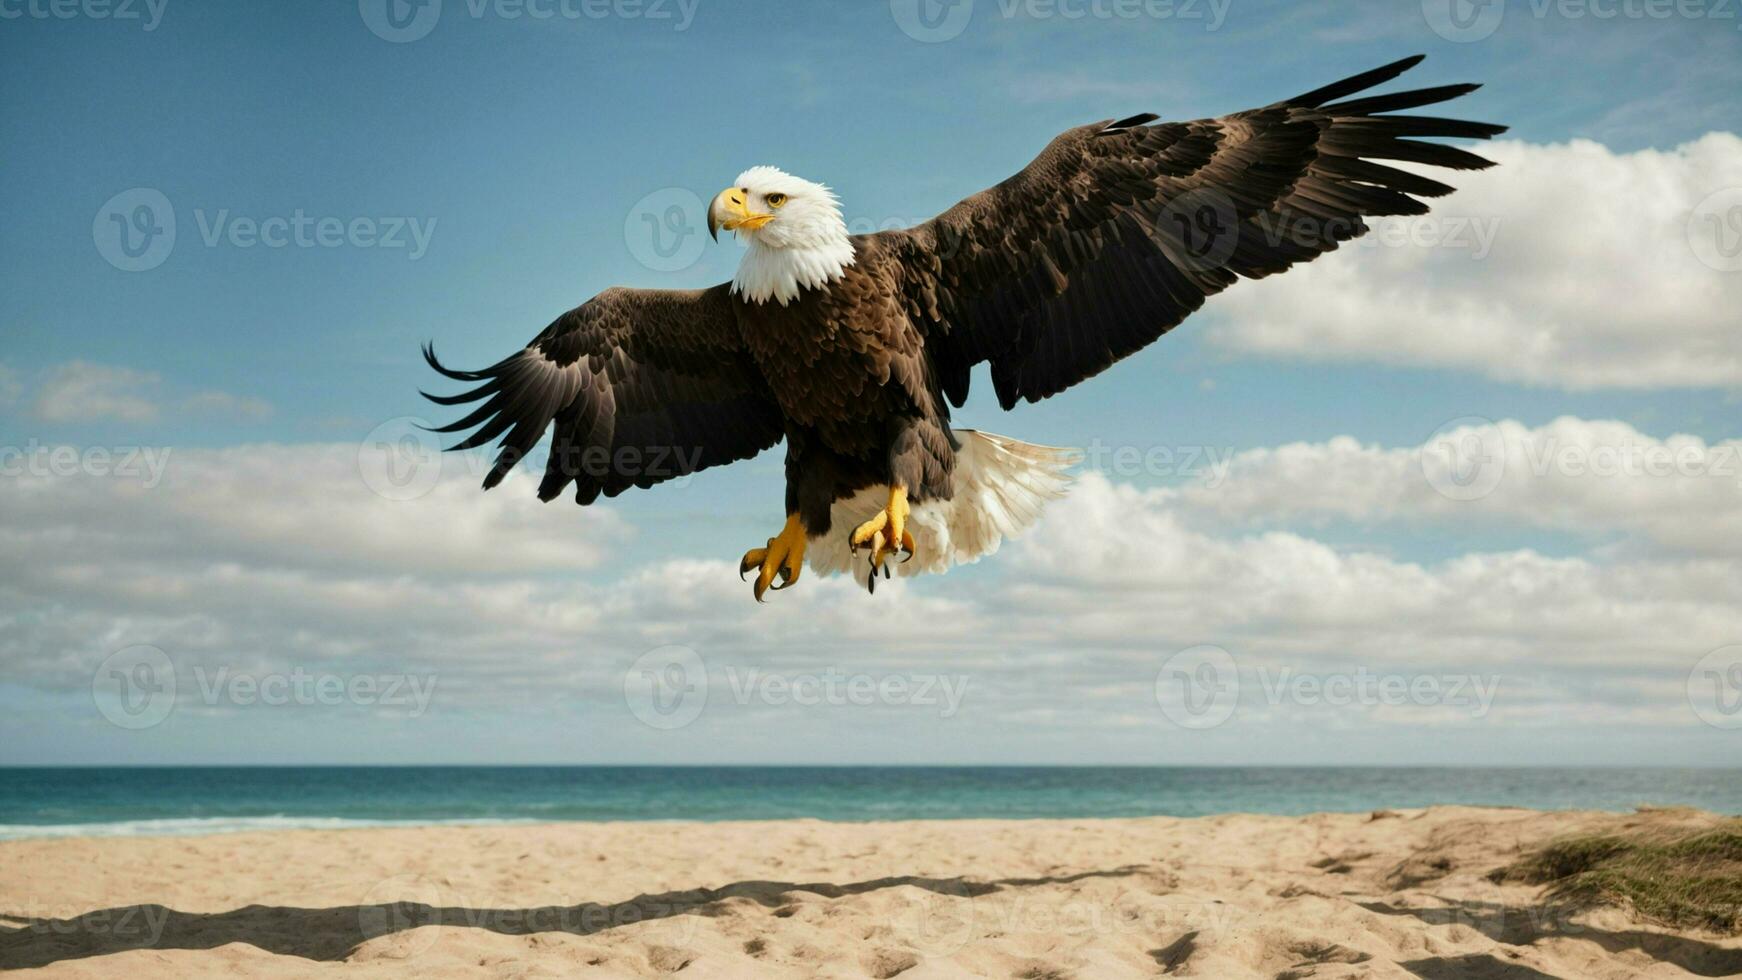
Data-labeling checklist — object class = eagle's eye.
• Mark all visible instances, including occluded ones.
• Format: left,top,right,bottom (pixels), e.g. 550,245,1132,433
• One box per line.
765,192,787,209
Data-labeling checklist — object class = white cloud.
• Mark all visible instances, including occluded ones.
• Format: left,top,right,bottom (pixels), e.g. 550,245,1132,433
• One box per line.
181,390,274,420
1009,472,1740,677
1161,416,1742,558
23,361,276,426
32,361,162,423
1209,133,1742,390
0,442,629,580
4,422,1737,759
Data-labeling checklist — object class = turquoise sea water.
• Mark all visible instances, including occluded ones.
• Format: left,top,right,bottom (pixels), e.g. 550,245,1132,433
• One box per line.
0,767,1736,840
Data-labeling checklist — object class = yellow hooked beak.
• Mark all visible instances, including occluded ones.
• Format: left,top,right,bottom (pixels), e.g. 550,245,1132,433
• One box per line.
707,187,774,240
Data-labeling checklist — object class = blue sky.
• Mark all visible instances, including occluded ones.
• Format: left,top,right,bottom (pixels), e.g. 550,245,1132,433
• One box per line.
2,0,1740,767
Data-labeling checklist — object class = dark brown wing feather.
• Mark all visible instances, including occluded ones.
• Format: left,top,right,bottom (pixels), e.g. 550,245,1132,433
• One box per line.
423,284,783,503
882,54,1507,409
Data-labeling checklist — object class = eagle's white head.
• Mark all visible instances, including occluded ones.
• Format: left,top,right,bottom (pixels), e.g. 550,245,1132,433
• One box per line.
708,166,855,306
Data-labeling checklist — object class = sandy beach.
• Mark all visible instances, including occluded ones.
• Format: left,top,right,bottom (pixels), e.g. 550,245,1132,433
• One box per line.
2,805,1737,979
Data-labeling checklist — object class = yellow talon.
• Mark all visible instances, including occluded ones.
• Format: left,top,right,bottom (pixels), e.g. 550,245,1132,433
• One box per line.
739,513,807,602
849,485,915,588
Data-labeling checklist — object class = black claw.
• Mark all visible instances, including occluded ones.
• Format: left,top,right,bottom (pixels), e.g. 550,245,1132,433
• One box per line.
883,563,891,580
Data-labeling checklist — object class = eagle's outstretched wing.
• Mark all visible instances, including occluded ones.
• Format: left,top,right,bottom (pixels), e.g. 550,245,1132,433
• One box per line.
882,54,1506,409
423,284,784,503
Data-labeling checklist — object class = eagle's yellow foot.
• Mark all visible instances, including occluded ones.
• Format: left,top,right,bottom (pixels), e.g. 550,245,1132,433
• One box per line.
739,513,807,602
849,485,915,593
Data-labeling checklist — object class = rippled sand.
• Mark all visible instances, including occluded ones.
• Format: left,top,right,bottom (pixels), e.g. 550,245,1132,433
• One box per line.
2,805,1738,978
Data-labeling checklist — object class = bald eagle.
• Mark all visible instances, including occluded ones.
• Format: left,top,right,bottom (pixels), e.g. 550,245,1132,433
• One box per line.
424,55,1504,600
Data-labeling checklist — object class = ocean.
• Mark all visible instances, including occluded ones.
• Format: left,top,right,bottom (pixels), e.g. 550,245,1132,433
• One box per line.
1,767,1736,840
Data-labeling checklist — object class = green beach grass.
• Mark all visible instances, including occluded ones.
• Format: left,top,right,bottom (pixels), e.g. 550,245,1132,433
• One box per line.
1500,814,1742,934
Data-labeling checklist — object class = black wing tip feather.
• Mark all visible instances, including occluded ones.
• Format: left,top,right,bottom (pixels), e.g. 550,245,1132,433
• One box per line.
422,340,459,378
1099,112,1160,135
420,342,519,492
422,341,504,382
1286,54,1427,108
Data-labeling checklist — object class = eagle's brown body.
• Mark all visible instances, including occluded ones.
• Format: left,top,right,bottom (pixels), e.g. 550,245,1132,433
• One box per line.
736,236,956,536
423,55,1505,598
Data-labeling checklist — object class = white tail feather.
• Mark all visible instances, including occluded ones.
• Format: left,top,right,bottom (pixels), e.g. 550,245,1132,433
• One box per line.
806,430,1081,584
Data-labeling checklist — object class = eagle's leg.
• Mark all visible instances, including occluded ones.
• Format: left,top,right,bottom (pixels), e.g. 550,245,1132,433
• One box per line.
738,513,808,602
849,484,915,582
